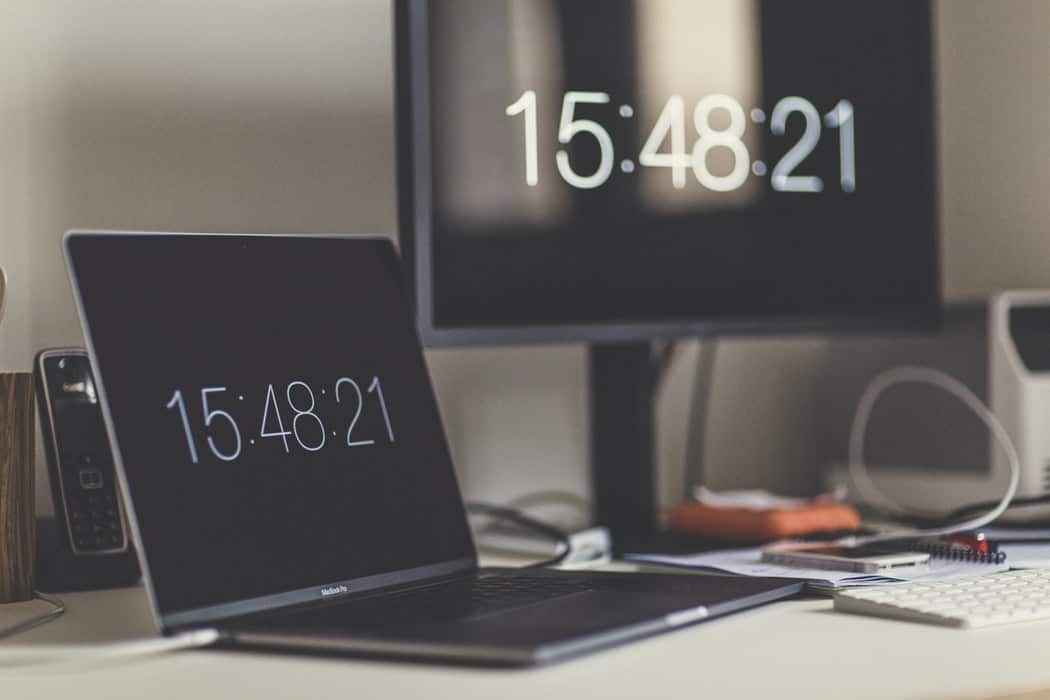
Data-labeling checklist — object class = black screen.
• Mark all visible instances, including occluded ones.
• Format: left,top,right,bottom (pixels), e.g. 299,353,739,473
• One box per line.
1010,307,1050,372
403,0,939,339
67,234,475,617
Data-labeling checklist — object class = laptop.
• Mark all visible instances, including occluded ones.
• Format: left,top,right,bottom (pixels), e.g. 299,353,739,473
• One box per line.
64,231,801,666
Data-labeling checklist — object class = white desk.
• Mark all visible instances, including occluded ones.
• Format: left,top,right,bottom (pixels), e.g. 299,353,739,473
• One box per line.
3,563,1050,700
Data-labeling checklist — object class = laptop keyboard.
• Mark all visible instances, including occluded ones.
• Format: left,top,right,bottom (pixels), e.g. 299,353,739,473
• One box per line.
383,574,594,619
227,572,604,635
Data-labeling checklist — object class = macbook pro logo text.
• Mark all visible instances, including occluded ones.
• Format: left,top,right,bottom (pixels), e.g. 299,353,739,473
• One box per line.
320,585,349,598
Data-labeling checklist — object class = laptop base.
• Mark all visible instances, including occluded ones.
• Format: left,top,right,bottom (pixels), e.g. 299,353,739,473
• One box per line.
216,568,803,666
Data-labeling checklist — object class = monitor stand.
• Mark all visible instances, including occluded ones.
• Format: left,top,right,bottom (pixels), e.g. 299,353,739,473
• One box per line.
589,342,657,550
589,342,725,555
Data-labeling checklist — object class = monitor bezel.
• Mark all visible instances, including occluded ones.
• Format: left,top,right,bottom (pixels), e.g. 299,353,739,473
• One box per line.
394,0,942,347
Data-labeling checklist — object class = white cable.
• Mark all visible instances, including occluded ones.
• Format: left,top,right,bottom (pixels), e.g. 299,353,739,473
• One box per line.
0,265,7,328
845,365,1020,546
0,628,221,668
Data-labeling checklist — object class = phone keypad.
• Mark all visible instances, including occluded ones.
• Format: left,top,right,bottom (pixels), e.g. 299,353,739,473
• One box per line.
61,451,125,552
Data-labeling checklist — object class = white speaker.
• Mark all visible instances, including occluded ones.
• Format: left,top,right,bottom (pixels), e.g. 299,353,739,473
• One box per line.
990,290,1050,498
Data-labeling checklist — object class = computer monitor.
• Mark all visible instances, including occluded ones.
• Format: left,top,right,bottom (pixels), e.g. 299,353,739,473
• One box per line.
395,0,940,544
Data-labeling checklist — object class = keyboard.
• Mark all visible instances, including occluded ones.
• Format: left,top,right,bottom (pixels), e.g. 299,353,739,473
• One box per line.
256,573,597,629
835,569,1050,628
382,574,595,621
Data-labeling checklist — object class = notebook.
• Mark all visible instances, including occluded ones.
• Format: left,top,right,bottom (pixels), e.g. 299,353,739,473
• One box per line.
626,546,1010,594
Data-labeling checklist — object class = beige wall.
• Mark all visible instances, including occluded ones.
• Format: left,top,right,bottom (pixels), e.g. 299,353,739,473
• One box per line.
2,1,1050,518
938,0,1050,300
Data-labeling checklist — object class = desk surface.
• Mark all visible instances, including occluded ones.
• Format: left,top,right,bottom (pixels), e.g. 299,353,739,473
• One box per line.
2,562,1049,700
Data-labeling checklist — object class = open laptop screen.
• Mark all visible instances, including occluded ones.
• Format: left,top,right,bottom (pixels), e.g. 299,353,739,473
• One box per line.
66,233,476,623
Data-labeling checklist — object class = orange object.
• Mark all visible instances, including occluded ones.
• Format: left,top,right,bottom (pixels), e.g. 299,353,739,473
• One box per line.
668,500,862,543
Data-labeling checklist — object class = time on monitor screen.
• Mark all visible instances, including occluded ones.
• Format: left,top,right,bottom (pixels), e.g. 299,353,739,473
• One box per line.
506,91,855,194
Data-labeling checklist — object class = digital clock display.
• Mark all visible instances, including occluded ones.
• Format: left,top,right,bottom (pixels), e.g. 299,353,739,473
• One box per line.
420,0,938,331
67,235,475,615
505,91,855,194
163,375,396,466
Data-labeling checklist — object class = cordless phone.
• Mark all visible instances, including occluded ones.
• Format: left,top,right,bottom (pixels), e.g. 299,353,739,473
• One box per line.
34,348,140,590
35,348,129,555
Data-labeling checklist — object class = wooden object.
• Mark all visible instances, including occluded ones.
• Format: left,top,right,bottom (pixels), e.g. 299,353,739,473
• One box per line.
0,372,35,602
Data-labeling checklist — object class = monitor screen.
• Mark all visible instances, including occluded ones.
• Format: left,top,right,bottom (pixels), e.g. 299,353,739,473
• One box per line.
66,234,476,623
397,0,939,344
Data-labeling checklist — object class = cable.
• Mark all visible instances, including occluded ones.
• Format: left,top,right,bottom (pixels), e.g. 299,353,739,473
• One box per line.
653,339,681,395
0,265,7,328
683,339,718,500
845,365,1020,546
0,593,65,641
944,494,1050,522
0,589,216,669
473,491,591,537
0,628,220,668
504,490,590,515
464,501,572,568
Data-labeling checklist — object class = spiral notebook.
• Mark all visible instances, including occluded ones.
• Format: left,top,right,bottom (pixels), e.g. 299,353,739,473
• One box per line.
897,541,1007,564
626,545,1010,594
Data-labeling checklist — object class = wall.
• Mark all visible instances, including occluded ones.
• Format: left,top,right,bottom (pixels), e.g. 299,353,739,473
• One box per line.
0,0,401,512
938,1,1050,300
3,1,1050,519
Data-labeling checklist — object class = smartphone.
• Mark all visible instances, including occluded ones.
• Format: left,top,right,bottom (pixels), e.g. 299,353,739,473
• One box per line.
35,348,129,555
761,542,930,573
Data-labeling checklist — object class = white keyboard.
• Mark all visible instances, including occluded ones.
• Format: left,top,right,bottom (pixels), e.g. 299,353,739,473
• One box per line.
834,569,1050,628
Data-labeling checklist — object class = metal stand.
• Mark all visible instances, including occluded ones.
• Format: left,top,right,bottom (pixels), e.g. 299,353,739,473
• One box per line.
589,342,659,550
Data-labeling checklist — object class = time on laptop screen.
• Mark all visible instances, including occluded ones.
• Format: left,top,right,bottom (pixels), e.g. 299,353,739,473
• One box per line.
66,234,476,617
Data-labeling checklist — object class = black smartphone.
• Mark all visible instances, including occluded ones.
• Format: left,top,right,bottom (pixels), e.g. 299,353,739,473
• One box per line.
34,348,129,555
